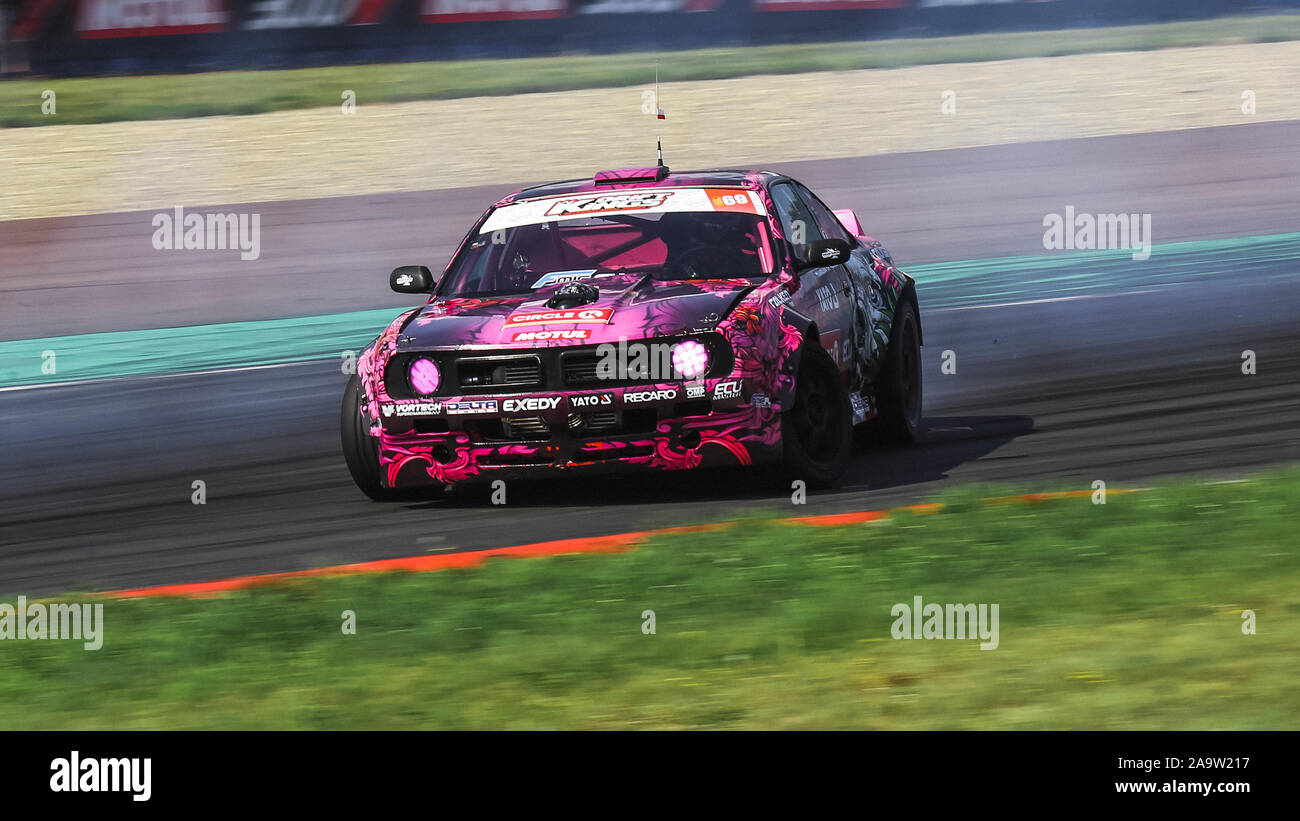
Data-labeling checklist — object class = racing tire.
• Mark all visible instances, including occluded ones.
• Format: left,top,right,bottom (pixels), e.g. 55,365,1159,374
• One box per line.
341,374,413,502
781,341,854,488
874,299,923,444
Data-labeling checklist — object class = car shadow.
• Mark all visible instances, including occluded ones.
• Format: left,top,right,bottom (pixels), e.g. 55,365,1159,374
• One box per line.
414,414,1035,510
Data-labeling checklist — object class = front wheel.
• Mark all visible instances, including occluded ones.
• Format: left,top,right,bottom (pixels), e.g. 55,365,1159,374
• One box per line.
781,342,854,487
874,299,923,443
341,374,406,501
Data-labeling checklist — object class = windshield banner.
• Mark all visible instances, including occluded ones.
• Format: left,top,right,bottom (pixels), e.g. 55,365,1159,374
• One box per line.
480,187,768,233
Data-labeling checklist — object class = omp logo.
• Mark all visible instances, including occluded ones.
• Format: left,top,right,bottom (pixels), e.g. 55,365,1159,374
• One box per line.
512,329,591,342
502,397,561,412
544,192,672,217
504,308,613,327
50,751,151,802
571,393,613,408
624,389,677,403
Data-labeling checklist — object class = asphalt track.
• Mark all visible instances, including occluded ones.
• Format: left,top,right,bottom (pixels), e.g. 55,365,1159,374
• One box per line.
2,121,1299,595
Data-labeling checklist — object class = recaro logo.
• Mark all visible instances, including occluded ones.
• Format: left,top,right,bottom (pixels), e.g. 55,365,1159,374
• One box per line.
624,389,677,403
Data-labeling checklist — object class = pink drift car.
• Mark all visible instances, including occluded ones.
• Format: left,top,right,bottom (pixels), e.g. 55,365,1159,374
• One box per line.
342,167,922,499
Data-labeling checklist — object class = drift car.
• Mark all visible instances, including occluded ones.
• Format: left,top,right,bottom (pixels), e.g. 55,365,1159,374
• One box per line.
342,167,922,499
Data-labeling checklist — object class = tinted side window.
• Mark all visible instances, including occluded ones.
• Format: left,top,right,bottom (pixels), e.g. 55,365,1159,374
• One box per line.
794,182,853,243
769,182,824,261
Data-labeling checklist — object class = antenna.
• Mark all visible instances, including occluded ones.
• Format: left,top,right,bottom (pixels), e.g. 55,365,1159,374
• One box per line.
655,63,666,168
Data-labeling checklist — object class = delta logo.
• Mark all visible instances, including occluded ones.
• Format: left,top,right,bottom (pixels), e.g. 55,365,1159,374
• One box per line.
504,308,614,327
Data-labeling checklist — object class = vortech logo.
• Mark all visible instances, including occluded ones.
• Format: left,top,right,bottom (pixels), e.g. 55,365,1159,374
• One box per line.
545,192,672,217
382,402,442,417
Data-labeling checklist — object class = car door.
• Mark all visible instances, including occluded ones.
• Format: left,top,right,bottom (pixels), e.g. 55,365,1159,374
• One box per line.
768,182,850,368
790,181,885,387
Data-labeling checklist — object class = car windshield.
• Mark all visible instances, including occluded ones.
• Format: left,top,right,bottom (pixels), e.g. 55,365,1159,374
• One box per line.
438,188,776,297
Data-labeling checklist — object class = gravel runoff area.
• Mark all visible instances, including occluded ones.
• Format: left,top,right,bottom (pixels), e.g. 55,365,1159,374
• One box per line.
3,41,1299,221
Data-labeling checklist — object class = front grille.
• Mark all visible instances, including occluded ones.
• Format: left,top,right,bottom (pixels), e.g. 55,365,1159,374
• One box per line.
502,416,550,439
457,356,542,391
561,353,603,386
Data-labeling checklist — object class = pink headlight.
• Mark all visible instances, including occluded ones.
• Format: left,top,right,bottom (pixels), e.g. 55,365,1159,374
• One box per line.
672,340,709,379
409,358,441,395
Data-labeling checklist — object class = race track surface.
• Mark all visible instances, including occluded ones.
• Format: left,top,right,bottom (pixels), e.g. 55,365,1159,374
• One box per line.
2,121,1299,595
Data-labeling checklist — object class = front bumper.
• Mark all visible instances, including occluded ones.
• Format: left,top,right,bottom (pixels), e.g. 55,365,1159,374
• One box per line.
374,380,783,487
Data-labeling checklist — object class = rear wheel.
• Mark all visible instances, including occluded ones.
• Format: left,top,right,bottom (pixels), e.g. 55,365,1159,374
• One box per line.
875,299,923,443
781,342,854,487
341,374,405,502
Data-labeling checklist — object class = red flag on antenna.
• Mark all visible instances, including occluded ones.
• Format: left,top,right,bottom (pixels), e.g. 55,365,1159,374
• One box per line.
657,108,666,120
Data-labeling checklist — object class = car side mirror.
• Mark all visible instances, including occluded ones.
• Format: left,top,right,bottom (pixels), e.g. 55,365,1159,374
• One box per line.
796,238,851,271
390,265,435,293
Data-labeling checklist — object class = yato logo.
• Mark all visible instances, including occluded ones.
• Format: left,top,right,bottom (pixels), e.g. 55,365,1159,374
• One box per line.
384,402,442,417
512,329,591,342
503,397,561,412
545,192,672,217
713,380,741,400
685,382,705,399
625,389,677,403
571,393,614,408
446,400,497,415
505,308,614,327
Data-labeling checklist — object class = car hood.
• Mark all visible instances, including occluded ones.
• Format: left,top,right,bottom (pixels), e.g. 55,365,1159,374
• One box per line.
398,275,758,349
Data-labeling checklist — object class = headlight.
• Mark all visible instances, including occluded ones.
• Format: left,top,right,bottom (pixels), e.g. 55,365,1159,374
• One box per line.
671,340,710,379
408,357,441,395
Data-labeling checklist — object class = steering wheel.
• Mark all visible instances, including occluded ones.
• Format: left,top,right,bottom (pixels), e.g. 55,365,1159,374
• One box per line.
670,245,733,279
